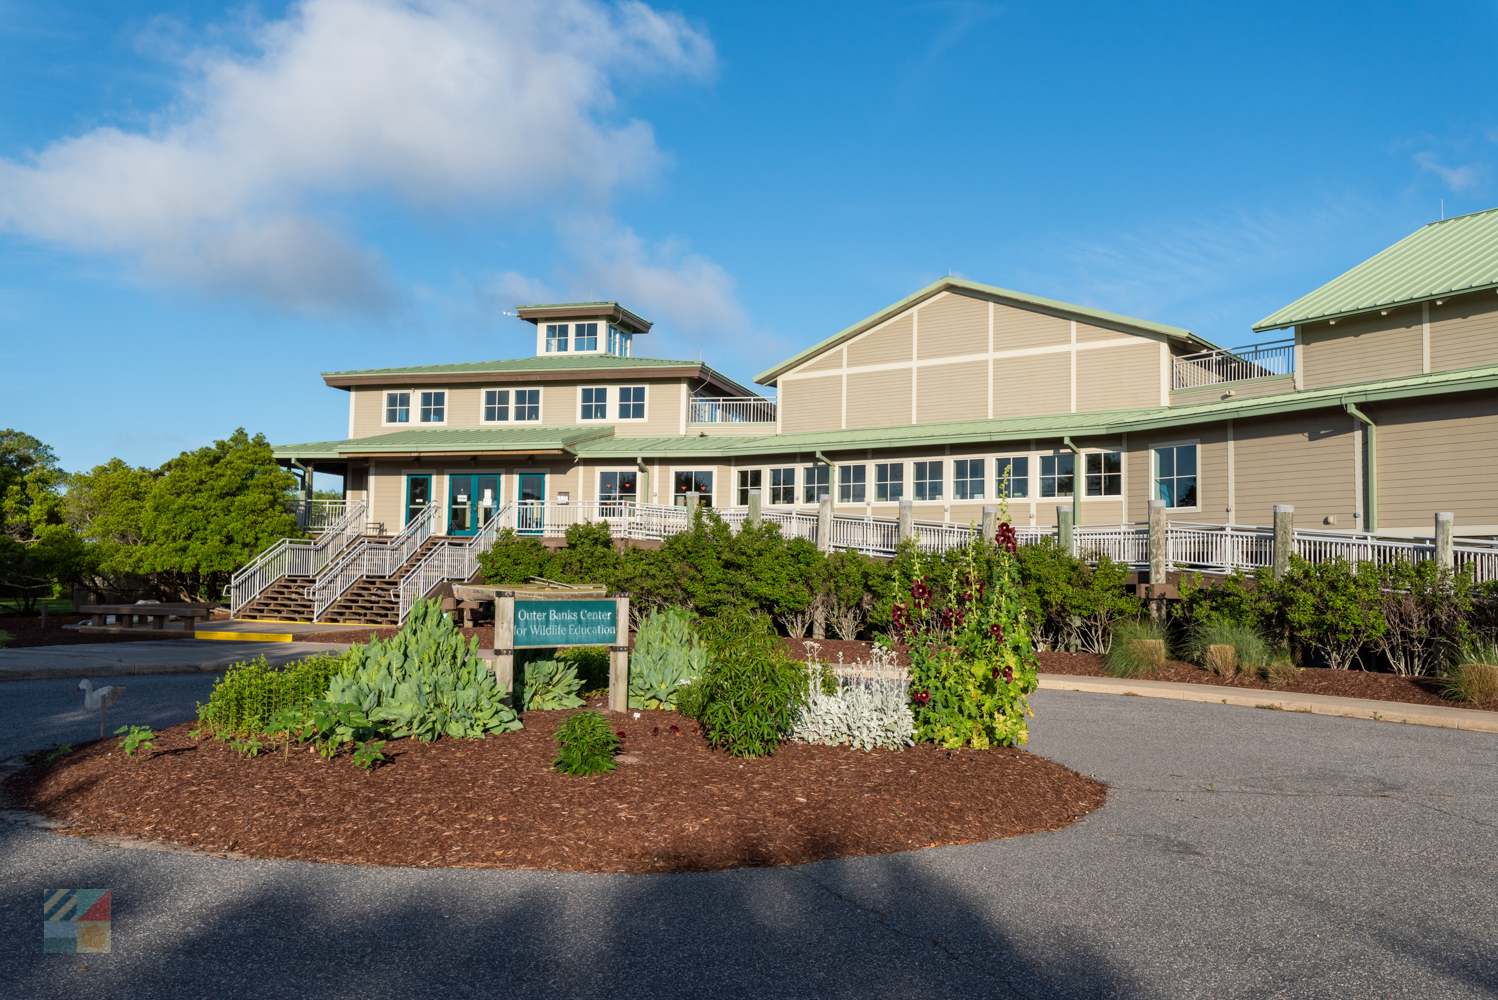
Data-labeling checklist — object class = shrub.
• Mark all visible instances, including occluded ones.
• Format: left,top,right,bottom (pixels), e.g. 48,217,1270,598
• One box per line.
519,658,586,711
197,652,351,735
556,646,610,693
1443,643,1498,706
1372,559,1473,676
1178,569,1276,632
327,599,522,740
1262,657,1301,687
553,711,620,776
1014,538,1138,653
1104,619,1169,678
691,606,810,758
475,527,554,584
1278,556,1386,670
0,628,11,649
629,607,707,709
1181,622,1271,678
792,643,914,751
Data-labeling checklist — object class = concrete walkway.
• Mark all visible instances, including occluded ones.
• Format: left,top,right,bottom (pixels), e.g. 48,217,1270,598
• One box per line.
2,683,1496,997
0,641,349,681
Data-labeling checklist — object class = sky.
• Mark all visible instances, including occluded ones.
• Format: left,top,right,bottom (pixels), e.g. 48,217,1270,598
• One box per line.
2,0,1496,481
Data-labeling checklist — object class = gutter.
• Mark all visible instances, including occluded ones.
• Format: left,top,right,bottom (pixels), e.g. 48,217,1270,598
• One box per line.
1062,436,1083,530
1344,403,1378,533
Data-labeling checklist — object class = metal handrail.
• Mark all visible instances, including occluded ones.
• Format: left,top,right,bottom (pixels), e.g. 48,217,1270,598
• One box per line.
688,396,777,424
309,505,434,619
228,498,366,615
1173,340,1294,390
396,504,513,622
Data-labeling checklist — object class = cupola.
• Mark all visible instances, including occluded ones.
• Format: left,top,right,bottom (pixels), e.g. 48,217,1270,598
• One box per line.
515,302,652,358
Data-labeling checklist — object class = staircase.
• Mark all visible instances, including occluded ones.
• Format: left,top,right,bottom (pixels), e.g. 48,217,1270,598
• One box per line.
316,536,448,624
237,574,317,621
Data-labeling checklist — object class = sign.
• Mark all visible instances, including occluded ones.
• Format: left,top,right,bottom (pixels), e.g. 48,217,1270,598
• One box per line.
514,599,616,647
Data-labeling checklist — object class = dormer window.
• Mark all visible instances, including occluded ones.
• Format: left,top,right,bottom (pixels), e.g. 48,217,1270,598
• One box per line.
574,323,598,351
606,325,632,357
546,324,568,352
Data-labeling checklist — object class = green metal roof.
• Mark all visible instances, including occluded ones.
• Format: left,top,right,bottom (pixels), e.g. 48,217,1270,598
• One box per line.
1255,207,1498,331
516,300,625,311
755,277,1219,385
323,355,700,378
273,426,612,459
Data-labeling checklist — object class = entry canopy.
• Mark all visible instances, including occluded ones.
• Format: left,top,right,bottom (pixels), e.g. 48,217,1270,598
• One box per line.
272,426,613,462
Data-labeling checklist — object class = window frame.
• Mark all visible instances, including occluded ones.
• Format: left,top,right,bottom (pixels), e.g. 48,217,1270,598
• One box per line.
1038,452,1075,499
875,462,904,502
1084,450,1123,498
616,385,647,421
573,322,599,352
801,464,831,504
672,468,715,507
545,324,569,353
913,460,943,502
578,386,609,422
838,464,867,504
481,388,511,424
994,456,1029,499
952,458,985,501
737,469,763,506
417,388,448,426
383,390,412,426
769,466,795,505
511,387,541,422
598,469,638,506
1152,439,1200,510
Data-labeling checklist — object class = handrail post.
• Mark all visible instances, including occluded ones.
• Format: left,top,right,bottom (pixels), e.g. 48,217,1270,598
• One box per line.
897,500,914,545
817,494,833,553
1273,504,1294,580
1435,512,1454,571
1148,499,1167,618
1057,506,1075,557
981,505,997,542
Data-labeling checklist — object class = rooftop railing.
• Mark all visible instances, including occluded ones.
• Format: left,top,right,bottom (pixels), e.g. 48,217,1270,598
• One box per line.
688,396,777,424
1172,339,1295,391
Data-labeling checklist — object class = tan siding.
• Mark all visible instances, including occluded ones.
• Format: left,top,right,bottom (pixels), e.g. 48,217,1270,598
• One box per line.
370,463,404,533
1429,294,1498,372
616,379,686,436
991,303,1071,351
993,353,1069,417
780,374,844,433
795,349,845,374
1075,321,1130,343
446,387,481,428
917,363,987,424
351,387,387,438
1076,344,1160,413
1169,374,1296,407
845,370,914,429
1370,393,1498,529
915,293,988,360
1301,309,1423,389
847,313,914,368
1232,411,1356,527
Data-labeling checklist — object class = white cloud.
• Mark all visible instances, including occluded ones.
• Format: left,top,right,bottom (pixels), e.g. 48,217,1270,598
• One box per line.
1415,152,1483,193
0,0,716,314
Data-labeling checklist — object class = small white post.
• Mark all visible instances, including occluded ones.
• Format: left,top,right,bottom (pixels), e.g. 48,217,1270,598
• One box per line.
982,505,998,541
817,494,833,554
1435,512,1454,571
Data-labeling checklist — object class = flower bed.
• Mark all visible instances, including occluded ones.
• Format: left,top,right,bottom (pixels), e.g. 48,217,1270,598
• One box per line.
9,708,1106,872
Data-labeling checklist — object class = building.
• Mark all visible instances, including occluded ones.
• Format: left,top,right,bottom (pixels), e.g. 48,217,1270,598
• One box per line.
261,209,1498,620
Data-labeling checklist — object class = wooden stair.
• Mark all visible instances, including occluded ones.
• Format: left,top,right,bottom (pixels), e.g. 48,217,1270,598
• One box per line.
238,575,315,622
316,537,450,625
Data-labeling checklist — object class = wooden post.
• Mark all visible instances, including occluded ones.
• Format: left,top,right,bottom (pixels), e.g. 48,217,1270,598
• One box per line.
816,494,833,554
1148,499,1167,618
981,505,997,541
897,499,914,545
609,592,630,713
39,604,46,630
1435,512,1454,571
748,488,762,524
1057,506,1075,557
1272,504,1294,580
494,592,515,706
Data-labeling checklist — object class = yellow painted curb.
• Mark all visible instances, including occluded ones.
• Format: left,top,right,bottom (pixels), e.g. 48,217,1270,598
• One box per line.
194,630,296,643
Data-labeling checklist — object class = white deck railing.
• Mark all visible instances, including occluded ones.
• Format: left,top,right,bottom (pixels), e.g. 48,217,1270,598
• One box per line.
1173,340,1294,391
308,506,434,619
688,396,777,424
227,499,367,615
292,498,352,532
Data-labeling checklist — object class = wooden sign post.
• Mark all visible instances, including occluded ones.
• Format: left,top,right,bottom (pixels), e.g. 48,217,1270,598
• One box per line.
610,592,630,713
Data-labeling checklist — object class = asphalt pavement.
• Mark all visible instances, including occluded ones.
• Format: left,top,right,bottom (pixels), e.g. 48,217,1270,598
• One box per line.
1,680,1495,998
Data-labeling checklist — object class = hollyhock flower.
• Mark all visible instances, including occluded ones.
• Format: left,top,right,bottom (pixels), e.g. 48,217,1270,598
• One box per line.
652,727,660,737
616,731,627,740
989,623,1004,639
1003,666,1014,684
912,689,931,705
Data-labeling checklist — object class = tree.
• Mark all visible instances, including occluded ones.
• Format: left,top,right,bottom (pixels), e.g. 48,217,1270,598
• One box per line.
0,429,64,542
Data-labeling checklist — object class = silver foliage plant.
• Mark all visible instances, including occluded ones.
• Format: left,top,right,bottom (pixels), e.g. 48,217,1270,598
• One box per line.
792,642,915,752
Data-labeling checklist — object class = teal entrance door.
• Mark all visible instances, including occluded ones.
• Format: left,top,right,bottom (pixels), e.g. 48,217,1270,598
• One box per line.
405,475,432,526
517,473,545,535
447,474,499,537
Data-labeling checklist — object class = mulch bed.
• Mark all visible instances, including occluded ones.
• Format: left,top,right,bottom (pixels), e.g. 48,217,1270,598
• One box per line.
1036,651,1493,711
8,710,1105,873
0,614,198,648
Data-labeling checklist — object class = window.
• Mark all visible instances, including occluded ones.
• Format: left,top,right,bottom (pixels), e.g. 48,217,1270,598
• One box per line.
737,469,762,505
769,467,795,504
914,461,942,501
674,470,713,506
1040,454,1074,497
838,464,866,503
618,386,645,420
483,389,509,422
514,389,540,421
875,462,904,502
385,391,410,424
953,459,985,500
599,471,636,509
1155,445,1198,507
419,390,445,423
802,464,830,503
1085,451,1122,497
995,456,1029,499
580,387,607,420
545,324,568,352
573,322,598,351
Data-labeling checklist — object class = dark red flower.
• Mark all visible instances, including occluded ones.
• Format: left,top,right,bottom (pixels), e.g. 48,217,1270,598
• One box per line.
1003,666,1014,684
989,623,1004,639
669,725,680,734
652,727,660,737
992,666,1001,679
616,731,627,740
912,689,931,705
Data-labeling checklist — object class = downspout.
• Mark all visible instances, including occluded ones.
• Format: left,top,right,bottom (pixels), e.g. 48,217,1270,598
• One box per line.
815,450,835,511
1345,403,1378,533
1061,436,1083,530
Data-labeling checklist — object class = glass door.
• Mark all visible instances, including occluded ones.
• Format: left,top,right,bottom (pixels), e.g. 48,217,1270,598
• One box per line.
475,475,499,529
448,475,476,537
517,473,545,535
599,471,636,518
405,475,432,527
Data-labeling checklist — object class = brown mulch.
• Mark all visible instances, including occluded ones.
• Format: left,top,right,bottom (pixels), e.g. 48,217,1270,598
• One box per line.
8,711,1105,873
0,614,198,648
1036,651,1491,711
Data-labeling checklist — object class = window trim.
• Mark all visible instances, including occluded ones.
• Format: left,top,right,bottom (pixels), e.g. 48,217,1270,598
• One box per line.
952,457,986,501
670,467,716,507
597,468,640,505
736,468,763,506
480,387,513,424
544,323,569,353
1150,438,1201,510
382,389,413,427
510,386,542,423
1082,449,1123,499
616,384,648,422
993,455,1030,500
837,463,867,504
577,385,610,423
414,388,448,426
912,459,944,502
768,466,796,505
1038,451,1076,500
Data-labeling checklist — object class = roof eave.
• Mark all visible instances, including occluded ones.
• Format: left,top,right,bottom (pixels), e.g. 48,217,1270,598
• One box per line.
1252,282,1498,333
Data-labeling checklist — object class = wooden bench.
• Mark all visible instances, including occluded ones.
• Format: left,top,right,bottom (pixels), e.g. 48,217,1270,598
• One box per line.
86,603,218,632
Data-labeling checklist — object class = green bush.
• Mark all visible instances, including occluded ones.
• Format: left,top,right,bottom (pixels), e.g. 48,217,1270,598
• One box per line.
197,652,351,735
475,528,554,584
0,628,11,649
1372,559,1473,676
1181,622,1271,677
519,658,586,711
553,711,620,776
690,606,810,757
629,607,707,709
1443,642,1498,705
1278,556,1386,670
327,599,522,740
557,646,610,692
1014,538,1139,653
1104,619,1170,678
1178,569,1276,632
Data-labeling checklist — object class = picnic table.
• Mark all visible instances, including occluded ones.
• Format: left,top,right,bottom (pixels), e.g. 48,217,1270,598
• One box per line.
85,603,218,631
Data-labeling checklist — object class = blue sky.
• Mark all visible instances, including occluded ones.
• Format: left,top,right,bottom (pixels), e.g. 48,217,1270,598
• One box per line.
3,0,1495,480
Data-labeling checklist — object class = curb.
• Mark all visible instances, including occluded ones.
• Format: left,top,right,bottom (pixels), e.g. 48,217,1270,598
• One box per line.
1037,674,1498,734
